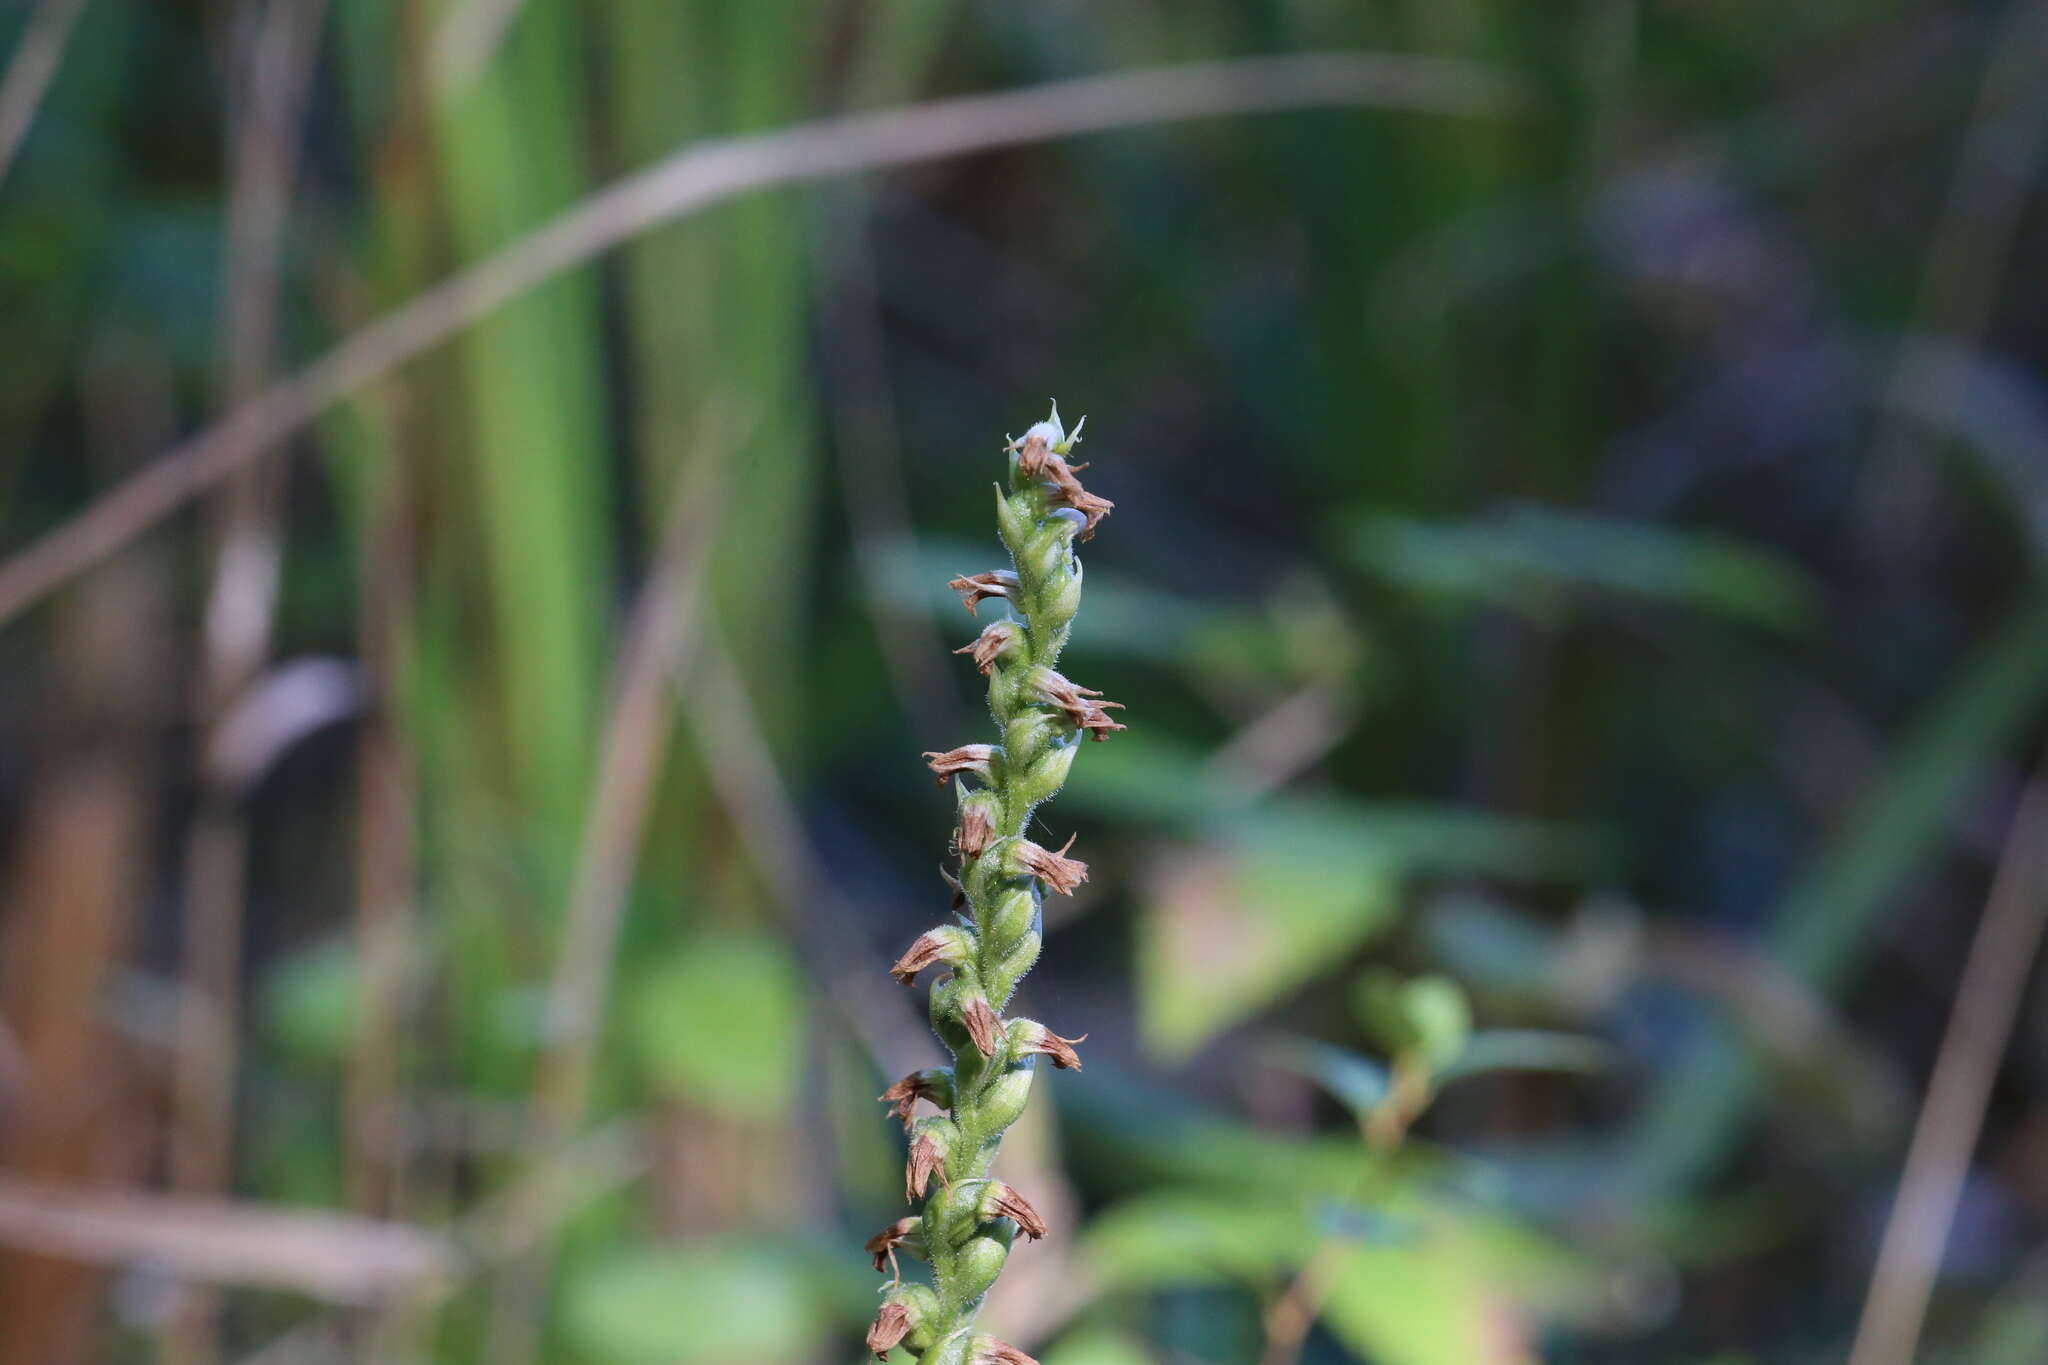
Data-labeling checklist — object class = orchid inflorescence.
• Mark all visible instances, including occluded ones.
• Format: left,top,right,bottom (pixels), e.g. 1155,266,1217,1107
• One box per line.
864,406,1121,1363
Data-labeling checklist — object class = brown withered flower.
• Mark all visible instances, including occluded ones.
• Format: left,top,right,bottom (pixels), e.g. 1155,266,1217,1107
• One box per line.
955,621,1019,675
1034,670,1126,741
905,1128,948,1203
923,744,996,786
866,1217,922,1280
981,1182,1050,1241
947,570,1020,616
972,1337,1042,1365
890,927,966,986
878,1070,950,1130
960,996,1005,1057
1014,834,1088,895
867,1301,914,1359
951,804,995,859
1013,1019,1086,1070
1051,483,1114,540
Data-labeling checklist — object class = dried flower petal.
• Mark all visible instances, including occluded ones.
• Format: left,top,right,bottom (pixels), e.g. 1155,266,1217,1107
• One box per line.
955,621,1019,675
960,997,1004,1057
982,1182,1049,1240
905,1128,948,1203
1013,1019,1086,1071
867,1301,913,1359
878,1070,950,1130
952,804,995,859
972,1337,1041,1365
890,927,968,986
1014,834,1088,895
923,744,997,785
1034,670,1126,741
866,1217,922,1279
948,570,1020,616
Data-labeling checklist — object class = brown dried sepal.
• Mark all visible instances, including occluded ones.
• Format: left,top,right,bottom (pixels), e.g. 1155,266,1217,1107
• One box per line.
960,996,1004,1057
1014,1019,1086,1071
923,744,996,785
952,804,996,859
878,1069,949,1130
983,1182,1050,1240
867,1301,913,1359
1015,834,1088,895
866,1217,922,1279
1035,670,1126,741
972,1337,1042,1365
948,570,1020,616
955,621,1019,675
890,927,966,986
905,1128,948,1204
1012,434,1112,541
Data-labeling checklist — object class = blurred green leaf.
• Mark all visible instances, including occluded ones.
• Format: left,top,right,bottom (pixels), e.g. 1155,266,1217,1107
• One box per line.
1352,506,1818,632
1139,833,1399,1061
1356,972,1472,1073
1437,1029,1613,1084
1263,1037,1390,1116
261,939,356,1066
1042,1328,1158,1365
1085,1191,1311,1290
631,931,803,1120
563,1244,821,1364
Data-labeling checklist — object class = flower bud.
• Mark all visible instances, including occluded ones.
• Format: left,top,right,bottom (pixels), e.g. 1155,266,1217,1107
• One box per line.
985,932,1041,1004
1036,559,1083,628
1002,710,1059,770
1014,742,1078,807
994,485,1036,553
951,1233,1010,1301
891,926,974,986
976,1064,1035,1132
982,885,1038,952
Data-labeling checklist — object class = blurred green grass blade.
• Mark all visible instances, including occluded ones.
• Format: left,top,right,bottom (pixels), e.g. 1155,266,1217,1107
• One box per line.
434,0,607,840
1623,583,2048,1194
1352,506,1819,632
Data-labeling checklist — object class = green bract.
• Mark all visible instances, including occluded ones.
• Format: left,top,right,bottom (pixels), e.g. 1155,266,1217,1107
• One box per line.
870,407,1122,1363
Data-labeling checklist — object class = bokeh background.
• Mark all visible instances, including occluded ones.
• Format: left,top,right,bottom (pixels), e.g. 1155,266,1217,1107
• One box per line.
5,2,2048,1363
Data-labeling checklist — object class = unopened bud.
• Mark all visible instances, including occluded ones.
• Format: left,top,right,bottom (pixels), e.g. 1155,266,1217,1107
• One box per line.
977,1064,1035,1131
952,1234,1010,1300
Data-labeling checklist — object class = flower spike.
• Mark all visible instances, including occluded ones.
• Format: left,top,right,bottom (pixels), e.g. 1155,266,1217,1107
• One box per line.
867,405,1120,1349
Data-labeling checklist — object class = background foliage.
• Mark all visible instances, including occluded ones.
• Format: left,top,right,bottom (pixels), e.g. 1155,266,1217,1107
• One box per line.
4,2,2048,1363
